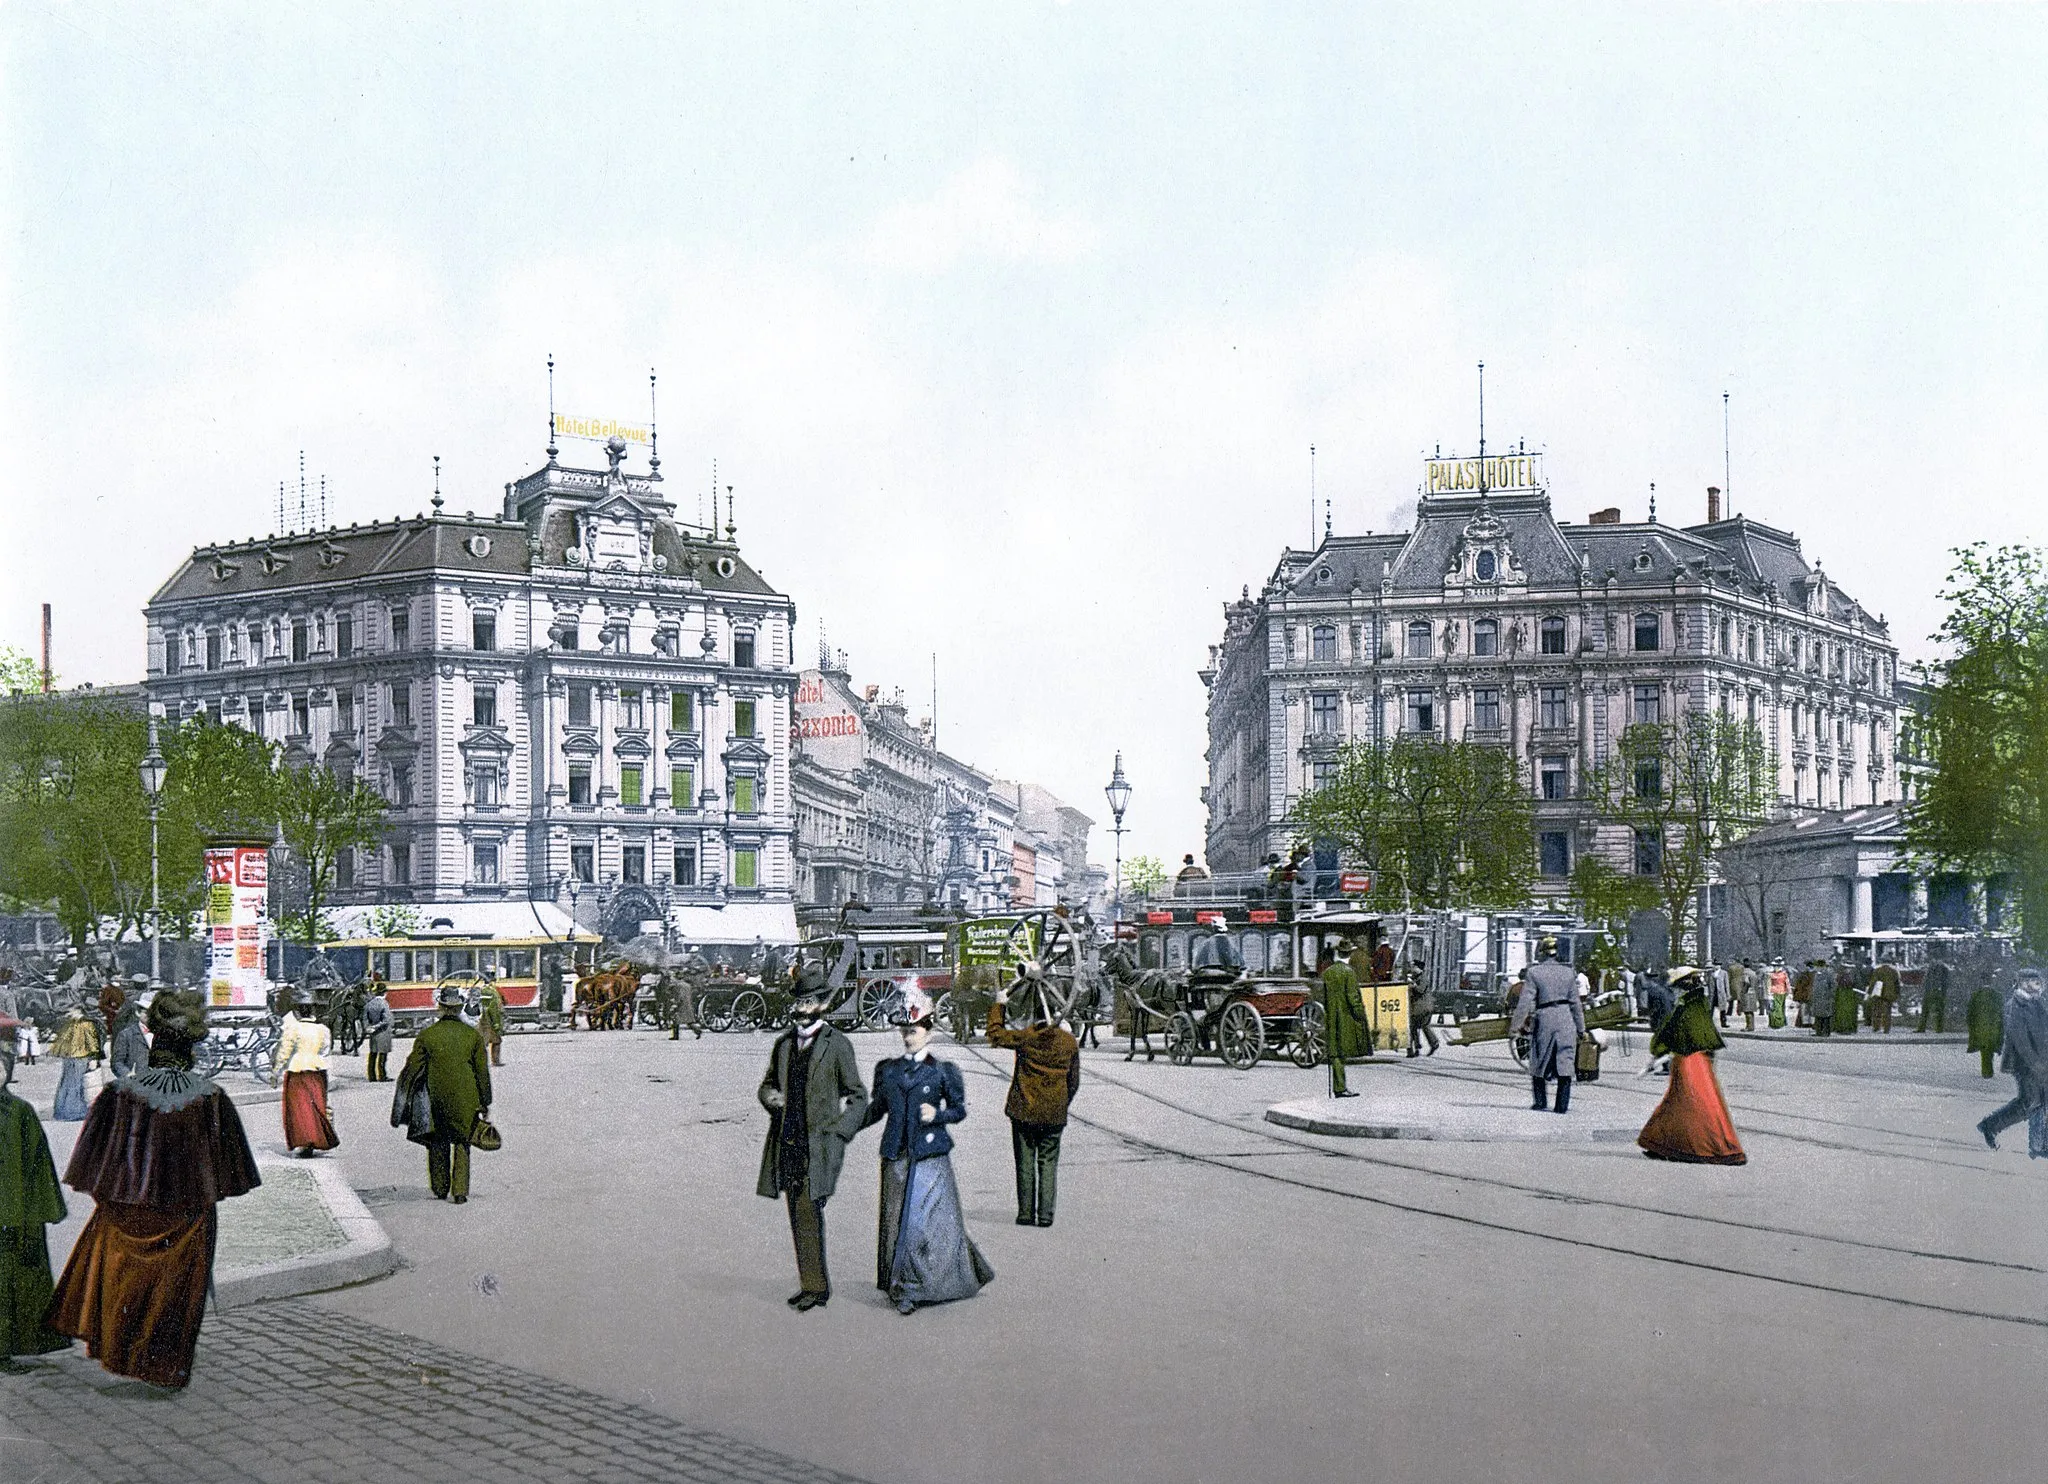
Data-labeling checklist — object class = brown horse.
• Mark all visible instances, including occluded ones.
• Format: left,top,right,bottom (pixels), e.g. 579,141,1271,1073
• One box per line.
574,967,639,1030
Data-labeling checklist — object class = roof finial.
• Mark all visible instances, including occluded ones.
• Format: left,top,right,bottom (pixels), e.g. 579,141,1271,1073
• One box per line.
1477,361,1486,494
725,484,736,541
1648,480,1657,525
432,455,443,514
1324,497,1332,541
648,368,661,479
546,355,558,465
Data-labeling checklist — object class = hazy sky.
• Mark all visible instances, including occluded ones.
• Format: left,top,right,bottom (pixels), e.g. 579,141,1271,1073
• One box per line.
5,3,2045,864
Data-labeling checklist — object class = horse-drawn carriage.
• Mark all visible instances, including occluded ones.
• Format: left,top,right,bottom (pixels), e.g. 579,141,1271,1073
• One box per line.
1104,926,1322,1069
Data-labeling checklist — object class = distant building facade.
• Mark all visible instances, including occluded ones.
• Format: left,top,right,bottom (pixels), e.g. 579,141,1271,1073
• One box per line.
143,436,801,945
789,656,1097,920
1202,457,1902,897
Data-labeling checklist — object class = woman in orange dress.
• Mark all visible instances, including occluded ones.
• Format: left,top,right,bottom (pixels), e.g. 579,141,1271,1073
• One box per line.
1637,968,1747,1165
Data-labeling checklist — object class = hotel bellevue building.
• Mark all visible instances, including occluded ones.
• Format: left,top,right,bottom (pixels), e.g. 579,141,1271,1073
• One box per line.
1201,454,1903,894
142,435,801,945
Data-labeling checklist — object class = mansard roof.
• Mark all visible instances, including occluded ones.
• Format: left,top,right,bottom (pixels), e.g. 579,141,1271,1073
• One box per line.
153,515,528,604
1268,491,1884,636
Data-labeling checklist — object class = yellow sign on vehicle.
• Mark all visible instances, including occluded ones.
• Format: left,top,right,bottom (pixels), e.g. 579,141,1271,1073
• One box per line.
1371,982,1410,1054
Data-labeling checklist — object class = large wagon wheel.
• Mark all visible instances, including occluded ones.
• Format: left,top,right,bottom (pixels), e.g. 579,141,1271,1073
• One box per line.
1165,1012,1198,1066
857,980,903,1030
1290,999,1325,1069
1002,911,1085,1023
1217,1001,1267,1069
700,988,735,1033
329,983,369,1055
728,989,768,1031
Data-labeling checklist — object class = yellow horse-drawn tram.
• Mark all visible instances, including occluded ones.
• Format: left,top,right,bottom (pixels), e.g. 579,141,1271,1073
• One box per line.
320,905,601,1034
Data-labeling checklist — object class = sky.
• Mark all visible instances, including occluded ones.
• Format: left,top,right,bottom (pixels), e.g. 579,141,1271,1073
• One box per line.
4,3,2046,867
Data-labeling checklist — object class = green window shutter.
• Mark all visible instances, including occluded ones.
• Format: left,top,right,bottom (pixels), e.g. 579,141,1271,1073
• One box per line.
734,848,758,888
734,776,757,814
671,765,694,806
621,766,643,806
671,692,693,731
735,700,755,737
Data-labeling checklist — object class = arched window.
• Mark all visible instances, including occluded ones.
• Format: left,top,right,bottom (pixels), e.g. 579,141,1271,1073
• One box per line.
1405,620,1432,658
1539,616,1566,655
1634,612,1660,652
1472,619,1499,657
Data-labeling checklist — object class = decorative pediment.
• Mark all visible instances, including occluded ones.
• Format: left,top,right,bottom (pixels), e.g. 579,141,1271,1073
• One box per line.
723,737,774,766
280,737,315,767
375,725,419,757
562,726,601,758
663,731,701,761
459,724,514,757
612,729,652,760
322,736,360,770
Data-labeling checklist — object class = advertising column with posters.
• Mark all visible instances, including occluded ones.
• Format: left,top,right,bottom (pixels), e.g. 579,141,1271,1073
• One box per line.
205,839,273,1007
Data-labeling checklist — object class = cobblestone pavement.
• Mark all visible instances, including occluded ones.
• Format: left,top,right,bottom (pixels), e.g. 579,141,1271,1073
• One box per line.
0,1299,872,1484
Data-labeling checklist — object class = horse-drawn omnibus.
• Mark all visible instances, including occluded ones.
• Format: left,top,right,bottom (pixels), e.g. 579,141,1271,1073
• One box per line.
791,908,955,1030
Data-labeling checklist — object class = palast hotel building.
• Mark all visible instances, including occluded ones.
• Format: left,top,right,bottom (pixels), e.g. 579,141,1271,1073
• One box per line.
142,431,801,946
1201,451,1903,891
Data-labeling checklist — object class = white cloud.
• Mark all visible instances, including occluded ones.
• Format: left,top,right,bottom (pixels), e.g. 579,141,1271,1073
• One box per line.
862,157,1098,271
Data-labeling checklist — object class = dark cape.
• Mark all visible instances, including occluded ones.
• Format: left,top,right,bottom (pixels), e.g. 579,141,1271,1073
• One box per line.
48,1068,260,1388
0,1089,69,1358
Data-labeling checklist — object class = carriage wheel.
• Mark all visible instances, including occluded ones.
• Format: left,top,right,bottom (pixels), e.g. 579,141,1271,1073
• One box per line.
1218,1001,1266,1070
729,990,767,1032
1291,1000,1325,1069
934,991,966,1042
1165,1012,1198,1066
858,982,900,1031
701,996,734,1033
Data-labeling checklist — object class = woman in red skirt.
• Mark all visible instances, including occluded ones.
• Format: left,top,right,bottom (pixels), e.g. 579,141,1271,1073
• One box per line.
1638,968,1747,1165
273,991,338,1156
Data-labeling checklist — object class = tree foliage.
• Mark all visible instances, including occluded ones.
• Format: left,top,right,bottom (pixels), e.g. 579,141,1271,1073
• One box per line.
1585,714,1772,960
1566,853,1661,931
0,645,46,695
274,763,387,942
1905,543,2048,952
1287,738,1536,910
0,700,385,948
1120,854,1169,901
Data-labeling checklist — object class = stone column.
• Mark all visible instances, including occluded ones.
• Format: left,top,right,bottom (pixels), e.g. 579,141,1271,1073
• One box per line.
1851,876,1874,934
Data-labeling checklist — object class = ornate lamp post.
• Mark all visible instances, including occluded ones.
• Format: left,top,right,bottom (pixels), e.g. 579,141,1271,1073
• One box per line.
1103,753,1131,936
138,711,169,987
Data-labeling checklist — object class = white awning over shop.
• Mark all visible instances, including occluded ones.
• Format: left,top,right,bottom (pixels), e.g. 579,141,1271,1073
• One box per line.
324,900,594,943
670,900,801,947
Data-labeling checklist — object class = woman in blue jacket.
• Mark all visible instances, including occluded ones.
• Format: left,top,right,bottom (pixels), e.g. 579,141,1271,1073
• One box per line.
858,989,994,1314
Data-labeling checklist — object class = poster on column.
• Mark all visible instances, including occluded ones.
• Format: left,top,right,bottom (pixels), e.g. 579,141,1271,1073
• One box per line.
204,840,273,1007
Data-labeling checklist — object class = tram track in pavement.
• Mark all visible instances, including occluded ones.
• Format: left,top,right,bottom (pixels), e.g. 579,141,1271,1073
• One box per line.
950,1038,2048,1332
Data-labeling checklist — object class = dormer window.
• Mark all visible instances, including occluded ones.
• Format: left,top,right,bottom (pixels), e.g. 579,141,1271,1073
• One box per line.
1634,552,1653,573
1316,567,1333,585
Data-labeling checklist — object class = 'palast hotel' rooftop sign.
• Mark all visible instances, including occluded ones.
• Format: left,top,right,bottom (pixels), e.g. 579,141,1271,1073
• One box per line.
1425,452,1543,495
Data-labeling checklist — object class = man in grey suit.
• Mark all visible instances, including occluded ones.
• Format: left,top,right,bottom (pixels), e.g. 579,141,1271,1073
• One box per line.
757,966,868,1311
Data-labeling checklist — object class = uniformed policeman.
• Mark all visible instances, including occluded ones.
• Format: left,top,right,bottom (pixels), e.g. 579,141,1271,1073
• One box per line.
1509,935,1586,1113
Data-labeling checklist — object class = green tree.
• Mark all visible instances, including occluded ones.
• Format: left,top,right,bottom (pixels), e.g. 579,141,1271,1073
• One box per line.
1288,737,1536,910
1121,854,1169,902
1566,852,1661,932
0,645,45,695
273,762,388,941
1586,714,1772,960
1905,543,2048,952
0,693,151,946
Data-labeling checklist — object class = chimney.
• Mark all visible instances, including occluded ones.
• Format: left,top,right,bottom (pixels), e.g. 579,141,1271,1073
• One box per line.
1707,486,1722,523
1588,508,1621,525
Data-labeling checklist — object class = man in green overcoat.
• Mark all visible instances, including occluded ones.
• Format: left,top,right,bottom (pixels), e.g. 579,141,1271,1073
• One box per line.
1319,945,1370,1098
0,1025,68,1364
1968,979,2005,1078
399,983,493,1204
478,972,507,1067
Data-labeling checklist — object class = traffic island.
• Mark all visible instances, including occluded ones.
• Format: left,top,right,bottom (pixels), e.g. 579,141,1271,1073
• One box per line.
215,1149,399,1304
1266,1092,1640,1143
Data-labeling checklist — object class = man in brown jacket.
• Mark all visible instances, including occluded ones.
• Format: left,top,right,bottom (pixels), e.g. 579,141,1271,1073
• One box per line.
987,963,1082,1228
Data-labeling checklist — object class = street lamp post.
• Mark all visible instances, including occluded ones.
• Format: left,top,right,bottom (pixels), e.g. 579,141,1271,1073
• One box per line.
1103,752,1131,936
138,710,169,988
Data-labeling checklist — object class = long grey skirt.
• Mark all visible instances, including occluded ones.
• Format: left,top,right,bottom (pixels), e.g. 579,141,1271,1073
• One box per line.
878,1155,994,1308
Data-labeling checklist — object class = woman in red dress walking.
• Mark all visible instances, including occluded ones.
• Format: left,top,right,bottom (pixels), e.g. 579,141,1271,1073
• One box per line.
1637,967,1747,1165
